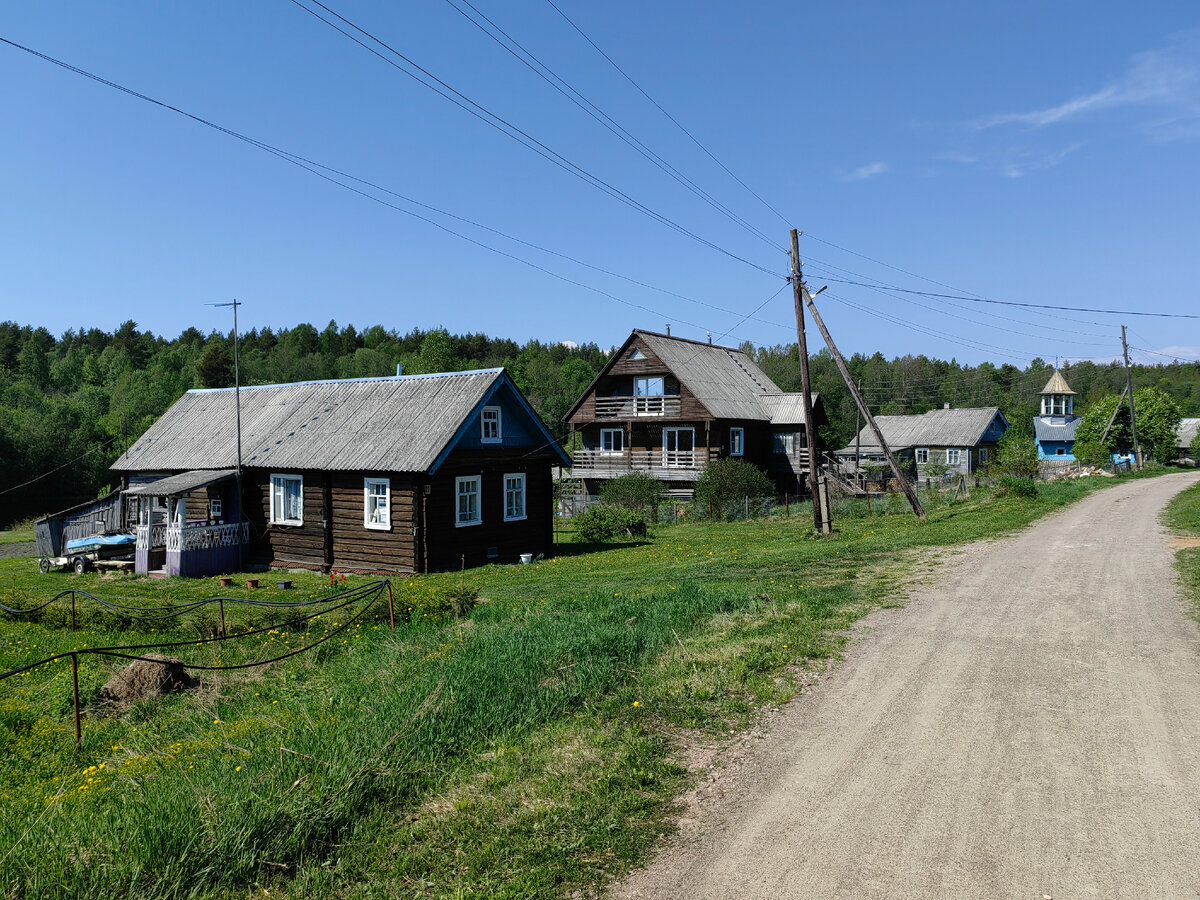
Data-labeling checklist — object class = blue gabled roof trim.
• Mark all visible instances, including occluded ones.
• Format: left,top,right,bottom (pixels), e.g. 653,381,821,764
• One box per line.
428,370,569,474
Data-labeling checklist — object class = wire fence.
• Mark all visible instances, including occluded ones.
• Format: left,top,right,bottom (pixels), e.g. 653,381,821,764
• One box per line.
0,580,395,749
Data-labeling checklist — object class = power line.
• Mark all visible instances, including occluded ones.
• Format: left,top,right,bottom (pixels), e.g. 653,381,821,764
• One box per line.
0,35,783,345
442,0,780,252
286,0,781,278
544,0,795,231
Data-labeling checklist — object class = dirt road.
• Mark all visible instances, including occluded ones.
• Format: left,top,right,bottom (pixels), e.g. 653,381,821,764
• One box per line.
613,473,1200,899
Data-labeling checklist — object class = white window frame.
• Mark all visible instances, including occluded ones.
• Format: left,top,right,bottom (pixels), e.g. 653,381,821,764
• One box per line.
634,376,665,397
270,474,304,526
915,448,929,464
209,497,223,519
364,477,391,531
600,428,624,453
946,448,962,466
729,427,744,457
662,427,695,467
773,432,795,455
504,473,527,522
481,406,501,443
456,475,482,527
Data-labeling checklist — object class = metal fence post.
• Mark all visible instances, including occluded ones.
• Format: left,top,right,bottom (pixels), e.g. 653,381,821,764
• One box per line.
218,598,226,638
70,591,77,632
71,652,82,751
386,580,395,631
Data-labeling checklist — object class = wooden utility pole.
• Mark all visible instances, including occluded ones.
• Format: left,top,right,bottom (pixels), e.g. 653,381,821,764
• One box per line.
798,279,926,520
1099,385,1129,447
1121,325,1142,469
790,230,829,533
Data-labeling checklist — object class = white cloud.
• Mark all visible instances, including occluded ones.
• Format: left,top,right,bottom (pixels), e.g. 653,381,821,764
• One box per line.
1158,345,1200,361
835,161,889,182
938,142,1082,178
976,29,1200,137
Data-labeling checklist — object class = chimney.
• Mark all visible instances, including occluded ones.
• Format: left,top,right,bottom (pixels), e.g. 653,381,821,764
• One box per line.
396,364,403,377
707,331,712,345
665,324,671,336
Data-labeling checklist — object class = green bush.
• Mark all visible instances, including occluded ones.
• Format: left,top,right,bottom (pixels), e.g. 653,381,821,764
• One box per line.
573,506,647,542
694,458,774,514
996,476,1038,499
600,472,665,514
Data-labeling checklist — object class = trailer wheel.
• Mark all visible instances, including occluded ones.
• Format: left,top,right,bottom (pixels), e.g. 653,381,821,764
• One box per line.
38,558,51,574
73,556,88,575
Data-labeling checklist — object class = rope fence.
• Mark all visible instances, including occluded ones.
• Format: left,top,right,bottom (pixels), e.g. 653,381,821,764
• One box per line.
0,580,396,749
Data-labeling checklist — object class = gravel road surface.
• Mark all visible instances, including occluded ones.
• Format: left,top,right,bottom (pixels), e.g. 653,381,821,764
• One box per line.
613,472,1200,899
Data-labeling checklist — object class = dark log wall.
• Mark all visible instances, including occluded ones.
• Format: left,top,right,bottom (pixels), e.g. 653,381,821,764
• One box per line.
328,472,418,573
425,448,555,572
248,470,327,569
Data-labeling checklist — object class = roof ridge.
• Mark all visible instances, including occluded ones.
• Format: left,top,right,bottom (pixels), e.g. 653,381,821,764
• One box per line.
187,368,504,394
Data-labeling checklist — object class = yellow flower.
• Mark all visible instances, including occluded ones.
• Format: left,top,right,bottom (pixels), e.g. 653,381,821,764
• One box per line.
633,700,640,707
235,766,242,772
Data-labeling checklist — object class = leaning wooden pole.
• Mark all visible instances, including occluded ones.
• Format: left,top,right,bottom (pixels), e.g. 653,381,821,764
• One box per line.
789,230,829,533
799,281,926,520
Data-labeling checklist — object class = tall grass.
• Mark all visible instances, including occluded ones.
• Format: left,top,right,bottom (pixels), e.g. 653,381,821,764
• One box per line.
0,477,1116,898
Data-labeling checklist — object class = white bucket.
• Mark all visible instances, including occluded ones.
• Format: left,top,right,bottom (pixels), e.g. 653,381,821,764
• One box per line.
519,553,533,564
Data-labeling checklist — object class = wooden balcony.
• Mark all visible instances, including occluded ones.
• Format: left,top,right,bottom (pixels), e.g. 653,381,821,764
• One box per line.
766,449,812,474
593,395,683,419
571,448,709,481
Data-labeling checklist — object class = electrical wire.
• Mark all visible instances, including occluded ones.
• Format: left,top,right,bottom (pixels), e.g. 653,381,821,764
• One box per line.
286,0,781,277
442,0,780,252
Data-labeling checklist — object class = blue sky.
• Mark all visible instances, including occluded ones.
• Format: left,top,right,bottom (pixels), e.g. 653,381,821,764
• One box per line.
2,1,1198,367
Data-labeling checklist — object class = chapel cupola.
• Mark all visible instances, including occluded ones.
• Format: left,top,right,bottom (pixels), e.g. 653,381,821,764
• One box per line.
1039,369,1076,417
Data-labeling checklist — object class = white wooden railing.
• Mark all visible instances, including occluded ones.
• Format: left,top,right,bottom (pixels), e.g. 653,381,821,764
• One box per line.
165,522,250,553
571,448,707,473
135,523,168,551
593,395,682,418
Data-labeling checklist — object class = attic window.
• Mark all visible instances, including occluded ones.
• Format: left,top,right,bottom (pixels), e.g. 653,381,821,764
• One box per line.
482,406,501,443
629,348,646,360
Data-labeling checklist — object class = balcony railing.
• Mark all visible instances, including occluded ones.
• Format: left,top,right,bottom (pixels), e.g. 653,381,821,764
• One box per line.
571,448,708,479
135,523,168,550
164,522,251,553
593,395,682,418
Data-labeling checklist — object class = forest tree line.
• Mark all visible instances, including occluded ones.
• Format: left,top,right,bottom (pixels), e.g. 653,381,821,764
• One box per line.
2,318,1199,527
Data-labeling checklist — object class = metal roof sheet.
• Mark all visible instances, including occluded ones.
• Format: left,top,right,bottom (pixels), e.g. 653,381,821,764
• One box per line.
123,469,237,496
1040,370,1076,395
1033,416,1081,442
757,393,819,425
841,407,1006,452
111,370,509,474
1177,418,1200,449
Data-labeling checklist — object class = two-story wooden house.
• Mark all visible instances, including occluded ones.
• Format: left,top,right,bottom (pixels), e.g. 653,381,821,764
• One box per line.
110,368,568,576
565,330,828,496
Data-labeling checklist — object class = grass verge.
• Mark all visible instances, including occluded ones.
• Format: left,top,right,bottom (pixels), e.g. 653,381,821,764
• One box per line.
0,477,1120,898
1164,480,1200,622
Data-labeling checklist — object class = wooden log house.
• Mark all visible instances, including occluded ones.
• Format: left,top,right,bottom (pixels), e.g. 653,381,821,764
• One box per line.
566,330,828,496
110,369,568,576
836,405,1009,479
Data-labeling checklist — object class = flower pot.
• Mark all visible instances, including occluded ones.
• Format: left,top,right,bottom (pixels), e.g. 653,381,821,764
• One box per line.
218,577,233,588
246,578,259,589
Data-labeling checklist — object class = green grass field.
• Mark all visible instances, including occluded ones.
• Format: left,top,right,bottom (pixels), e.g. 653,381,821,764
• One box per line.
1165,480,1200,622
0,477,1132,898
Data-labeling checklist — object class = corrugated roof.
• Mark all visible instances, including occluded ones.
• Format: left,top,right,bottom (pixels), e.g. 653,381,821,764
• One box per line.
112,370,512,474
123,470,236,496
634,331,817,424
1034,416,1081,442
841,407,1005,452
1177,418,1200,449
1040,370,1076,395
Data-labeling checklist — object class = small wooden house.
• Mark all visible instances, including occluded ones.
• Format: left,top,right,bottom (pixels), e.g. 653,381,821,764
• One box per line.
565,329,828,495
837,406,1008,478
110,369,568,576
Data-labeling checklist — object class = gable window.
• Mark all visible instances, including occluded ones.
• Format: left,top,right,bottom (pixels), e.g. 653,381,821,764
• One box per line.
504,473,527,522
773,432,795,455
481,407,501,443
364,477,390,530
270,474,303,526
730,427,744,457
915,448,929,464
456,475,481,527
634,376,665,397
946,449,962,466
629,348,646,360
600,428,624,453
